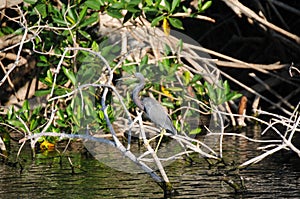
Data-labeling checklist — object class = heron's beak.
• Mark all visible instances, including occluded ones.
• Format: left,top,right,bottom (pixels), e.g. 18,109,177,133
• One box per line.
116,75,132,81
116,74,137,85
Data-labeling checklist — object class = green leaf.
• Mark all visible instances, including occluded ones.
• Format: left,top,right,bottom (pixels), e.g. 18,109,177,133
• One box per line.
7,106,14,120
154,0,162,7
201,1,212,11
46,70,53,83
126,5,140,13
39,55,47,63
145,0,153,6
163,0,171,12
20,100,30,120
111,2,124,9
168,87,183,92
14,28,24,35
177,39,183,52
168,17,184,29
52,17,68,26
79,6,88,22
91,41,99,51
67,7,78,23
107,8,123,19
161,101,174,109
191,74,202,83
183,71,190,85
227,92,242,101
24,0,37,5
34,89,51,98
35,3,47,18
78,29,91,40
57,109,65,120
101,45,114,57
189,128,202,135
85,0,103,10
171,0,180,12
30,119,39,131
79,13,99,28
224,80,230,95
66,16,75,25
62,66,76,86
140,55,148,66
7,120,25,130
66,105,74,117
205,82,216,104
57,120,69,127
151,15,165,27
32,106,42,116
98,110,104,119
128,0,141,6
164,44,172,55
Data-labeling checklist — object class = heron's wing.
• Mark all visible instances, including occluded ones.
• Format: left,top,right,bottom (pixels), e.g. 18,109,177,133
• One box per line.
142,97,177,134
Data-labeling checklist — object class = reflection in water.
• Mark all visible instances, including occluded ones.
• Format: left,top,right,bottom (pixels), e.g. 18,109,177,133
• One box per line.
1,127,300,198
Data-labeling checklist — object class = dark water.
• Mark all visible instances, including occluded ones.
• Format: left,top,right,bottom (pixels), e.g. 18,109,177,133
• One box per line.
1,128,300,198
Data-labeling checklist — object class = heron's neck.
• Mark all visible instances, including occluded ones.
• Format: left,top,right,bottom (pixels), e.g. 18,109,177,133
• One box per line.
132,82,145,110
133,96,144,110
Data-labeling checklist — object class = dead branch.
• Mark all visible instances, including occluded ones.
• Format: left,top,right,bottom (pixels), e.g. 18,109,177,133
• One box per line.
221,0,300,44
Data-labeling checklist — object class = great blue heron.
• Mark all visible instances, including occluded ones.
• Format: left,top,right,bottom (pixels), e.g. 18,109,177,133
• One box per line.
132,73,177,135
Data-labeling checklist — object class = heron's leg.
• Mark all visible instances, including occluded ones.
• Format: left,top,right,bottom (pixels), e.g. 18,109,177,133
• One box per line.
155,129,166,153
147,131,161,143
145,128,165,152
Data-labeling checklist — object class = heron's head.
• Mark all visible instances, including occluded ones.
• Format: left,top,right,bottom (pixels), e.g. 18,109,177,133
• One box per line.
134,73,145,82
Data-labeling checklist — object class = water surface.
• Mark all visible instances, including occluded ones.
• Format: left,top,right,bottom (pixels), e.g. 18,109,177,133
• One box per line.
1,128,300,198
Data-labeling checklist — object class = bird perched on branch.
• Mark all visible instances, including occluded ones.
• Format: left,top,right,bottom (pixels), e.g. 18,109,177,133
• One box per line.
132,73,177,135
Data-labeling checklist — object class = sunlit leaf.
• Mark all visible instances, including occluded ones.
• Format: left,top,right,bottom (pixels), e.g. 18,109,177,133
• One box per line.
91,41,99,51
145,0,153,6
183,71,190,85
189,128,202,135
201,1,212,11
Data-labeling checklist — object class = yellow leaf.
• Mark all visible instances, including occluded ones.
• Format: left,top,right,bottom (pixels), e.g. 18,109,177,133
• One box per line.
40,140,55,151
161,85,173,100
162,18,170,36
